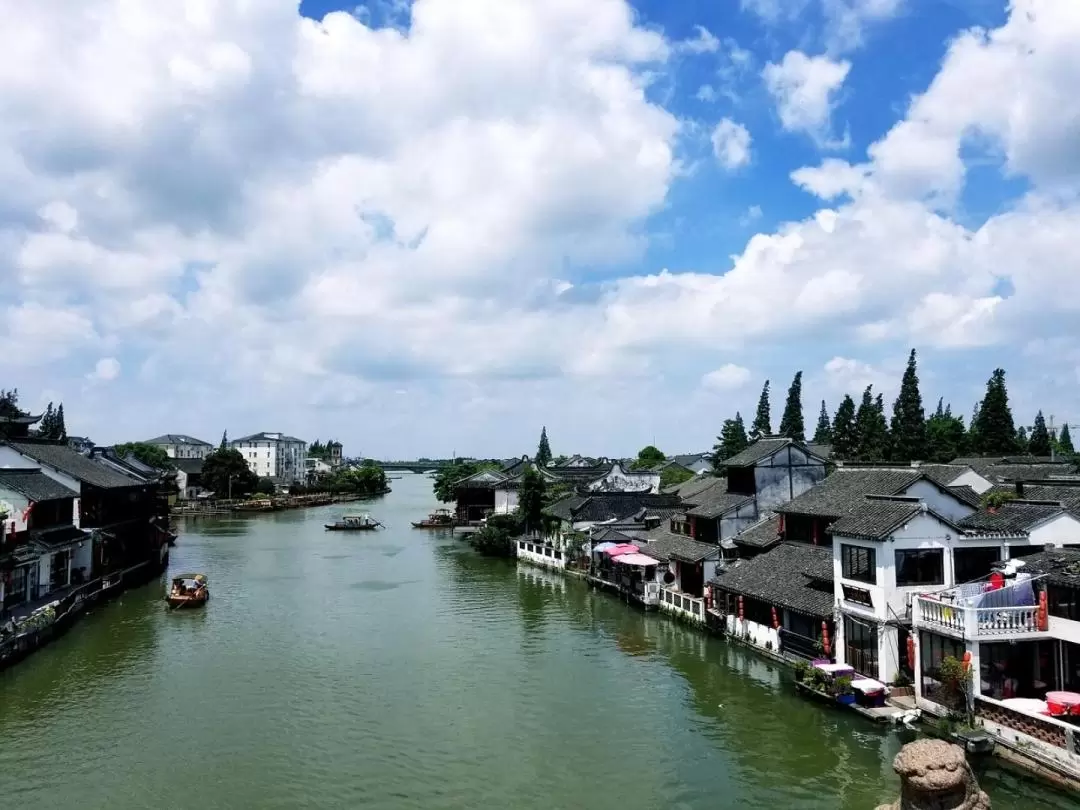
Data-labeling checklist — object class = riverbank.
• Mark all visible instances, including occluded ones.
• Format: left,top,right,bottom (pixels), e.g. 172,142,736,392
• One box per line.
170,492,367,517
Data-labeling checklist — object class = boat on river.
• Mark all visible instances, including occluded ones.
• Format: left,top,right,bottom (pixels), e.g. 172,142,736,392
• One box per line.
411,508,455,529
325,512,384,531
166,573,209,609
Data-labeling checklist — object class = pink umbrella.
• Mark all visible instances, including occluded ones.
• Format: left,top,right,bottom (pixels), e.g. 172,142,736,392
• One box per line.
604,543,639,557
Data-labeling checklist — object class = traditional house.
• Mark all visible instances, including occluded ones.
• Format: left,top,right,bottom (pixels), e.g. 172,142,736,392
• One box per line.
144,434,214,460
909,548,1080,778
66,436,95,455
681,478,758,546
0,440,170,580
539,459,659,494
719,436,829,517
0,412,43,439
710,542,836,660
0,469,92,616
730,515,783,559
948,455,1078,484
641,527,724,624
663,453,713,476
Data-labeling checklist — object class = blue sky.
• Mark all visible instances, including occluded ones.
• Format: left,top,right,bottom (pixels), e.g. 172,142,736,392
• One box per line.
1,0,1078,458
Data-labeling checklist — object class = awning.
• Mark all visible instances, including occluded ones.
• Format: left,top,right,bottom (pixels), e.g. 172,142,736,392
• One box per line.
613,553,660,567
604,543,639,557
592,542,618,553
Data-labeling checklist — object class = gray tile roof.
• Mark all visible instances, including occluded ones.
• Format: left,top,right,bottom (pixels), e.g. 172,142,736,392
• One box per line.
663,475,720,498
5,441,145,490
173,458,206,475
947,456,1077,482
807,443,832,459
719,437,793,467
732,515,783,549
669,453,709,468
711,542,835,617
543,495,589,521
0,468,79,501
1008,482,1080,510
1010,548,1080,588
233,432,306,445
590,527,641,545
828,496,926,540
946,485,982,508
144,434,212,447
544,493,681,524
641,528,722,563
956,500,1071,537
918,464,972,487
685,491,755,519
777,467,922,518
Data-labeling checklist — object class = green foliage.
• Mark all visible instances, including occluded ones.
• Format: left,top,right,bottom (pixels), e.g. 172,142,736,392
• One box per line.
812,400,832,445
889,349,927,462
1016,426,1029,452
792,659,810,681
750,380,772,441
1028,411,1051,456
115,442,174,470
1058,423,1075,456
854,386,889,462
831,675,855,697
201,446,258,498
256,477,277,495
981,489,1018,509
432,459,500,503
831,395,858,460
37,401,68,442
470,513,521,557
926,400,968,462
938,655,973,715
660,465,695,489
972,368,1018,455
330,464,388,497
536,426,552,468
778,371,805,442
892,671,912,688
517,467,546,534
712,412,748,470
0,388,22,419
632,445,666,470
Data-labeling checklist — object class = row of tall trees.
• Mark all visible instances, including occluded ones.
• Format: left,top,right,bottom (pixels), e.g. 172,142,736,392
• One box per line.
713,351,1074,466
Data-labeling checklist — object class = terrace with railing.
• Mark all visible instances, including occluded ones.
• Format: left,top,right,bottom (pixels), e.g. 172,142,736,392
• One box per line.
912,574,1050,641
659,587,705,624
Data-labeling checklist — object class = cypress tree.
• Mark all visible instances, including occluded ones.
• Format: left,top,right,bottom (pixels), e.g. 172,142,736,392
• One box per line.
855,386,889,462
973,369,1018,456
220,431,229,451
750,380,772,441
712,412,749,469
812,400,832,445
832,395,858,460
889,349,927,462
1028,411,1051,456
536,426,552,467
927,401,968,463
778,371,805,442
38,402,55,438
55,403,67,442
1059,424,1075,456
1016,426,1030,453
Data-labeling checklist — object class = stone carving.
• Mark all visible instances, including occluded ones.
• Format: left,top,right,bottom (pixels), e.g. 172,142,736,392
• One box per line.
875,739,991,810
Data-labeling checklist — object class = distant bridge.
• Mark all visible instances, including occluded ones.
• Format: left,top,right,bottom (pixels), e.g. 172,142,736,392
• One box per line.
371,460,454,473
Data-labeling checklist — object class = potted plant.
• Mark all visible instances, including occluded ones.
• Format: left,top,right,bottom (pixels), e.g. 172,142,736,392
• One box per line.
833,675,856,705
793,660,810,682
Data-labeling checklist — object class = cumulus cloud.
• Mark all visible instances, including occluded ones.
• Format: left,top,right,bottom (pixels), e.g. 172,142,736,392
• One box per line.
702,364,753,391
742,0,902,53
711,118,753,169
87,357,121,382
678,26,720,55
763,50,851,146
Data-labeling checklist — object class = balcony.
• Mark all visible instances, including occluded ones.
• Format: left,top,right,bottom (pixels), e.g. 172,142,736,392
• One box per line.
659,587,705,624
912,595,1049,641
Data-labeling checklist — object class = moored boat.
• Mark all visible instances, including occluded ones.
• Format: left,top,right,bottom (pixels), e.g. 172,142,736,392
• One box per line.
411,508,455,529
325,512,384,531
166,573,209,609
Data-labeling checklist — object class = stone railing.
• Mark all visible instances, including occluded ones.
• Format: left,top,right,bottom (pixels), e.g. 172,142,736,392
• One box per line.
974,696,1068,749
913,596,1044,639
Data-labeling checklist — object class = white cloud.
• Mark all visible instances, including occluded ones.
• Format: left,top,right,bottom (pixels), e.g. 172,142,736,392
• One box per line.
702,364,753,391
711,118,753,170
678,25,720,55
741,0,902,53
87,357,121,382
739,205,763,226
763,50,851,145
696,84,717,102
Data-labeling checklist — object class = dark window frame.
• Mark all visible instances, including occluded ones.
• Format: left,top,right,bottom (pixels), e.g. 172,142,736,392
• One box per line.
841,544,877,584
895,549,945,587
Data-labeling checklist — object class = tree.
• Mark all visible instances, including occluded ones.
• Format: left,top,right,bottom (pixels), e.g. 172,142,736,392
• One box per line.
329,464,388,497
660,466,695,489
517,467,546,535
470,513,521,557
433,459,499,503
536,426,553,468
1058,423,1075,456
0,389,33,439
712,412,749,469
926,400,968,463
1016,426,1030,453
890,349,927,462
201,446,258,499
855,386,889,462
115,442,174,470
219,431,229,451
831,395,858,460
256,477,277,495
778,371,805,442
972,369,1018,455
1028,411,1051,456
750,380,772,441
812,400,832,445
54,404,67,442
632,445,666,470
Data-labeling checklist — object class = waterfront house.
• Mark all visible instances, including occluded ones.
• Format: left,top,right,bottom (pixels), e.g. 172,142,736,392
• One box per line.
730,515,784,559
172,458,207,500
641,527,724,624
0,469,92,615
0,440,170,578
710,542,836,660
680,477,758,546
231,432,307,485
144,434,214,460
909,547,1080,779
718,436,829,518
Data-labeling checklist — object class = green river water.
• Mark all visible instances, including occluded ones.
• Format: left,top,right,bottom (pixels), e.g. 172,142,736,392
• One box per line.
0,473,1074,809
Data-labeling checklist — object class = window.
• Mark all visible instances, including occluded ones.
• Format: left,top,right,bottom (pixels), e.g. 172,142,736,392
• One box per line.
844,617,878,676
919,631,964,707
841,544,876,584
954,546,1001,585
895,549,944,586
1049,585,1080,622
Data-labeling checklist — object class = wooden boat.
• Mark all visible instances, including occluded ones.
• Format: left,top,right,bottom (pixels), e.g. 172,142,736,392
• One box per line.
412,508,455,529
166,573,209,609
325,512,384,531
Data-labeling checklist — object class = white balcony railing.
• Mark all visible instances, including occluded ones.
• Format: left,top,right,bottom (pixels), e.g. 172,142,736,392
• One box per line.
913,595,1045,639
660,587,705,621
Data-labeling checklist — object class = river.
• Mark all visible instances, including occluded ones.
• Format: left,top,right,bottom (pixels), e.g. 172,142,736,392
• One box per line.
0,473,1072,809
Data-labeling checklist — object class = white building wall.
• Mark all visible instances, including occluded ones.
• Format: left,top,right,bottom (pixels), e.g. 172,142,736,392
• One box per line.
950,469,993,494
493,488,519,515
0,447,82,526
902,480,976,523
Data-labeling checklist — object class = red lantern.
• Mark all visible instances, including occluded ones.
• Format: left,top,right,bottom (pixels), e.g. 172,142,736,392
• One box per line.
906,635,915,669
771,606,779,630
1038,590,1049,631
738,595,744,621
821,621,831,658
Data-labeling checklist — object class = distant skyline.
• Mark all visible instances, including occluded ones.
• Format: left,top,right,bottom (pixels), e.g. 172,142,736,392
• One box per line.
2,1,1077,458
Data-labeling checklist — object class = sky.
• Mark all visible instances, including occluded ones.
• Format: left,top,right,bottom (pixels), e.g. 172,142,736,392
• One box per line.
1,0,1078,459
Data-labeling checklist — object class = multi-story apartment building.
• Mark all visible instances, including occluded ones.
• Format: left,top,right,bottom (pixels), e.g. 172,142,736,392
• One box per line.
144,434,214,460
231,432,307,484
